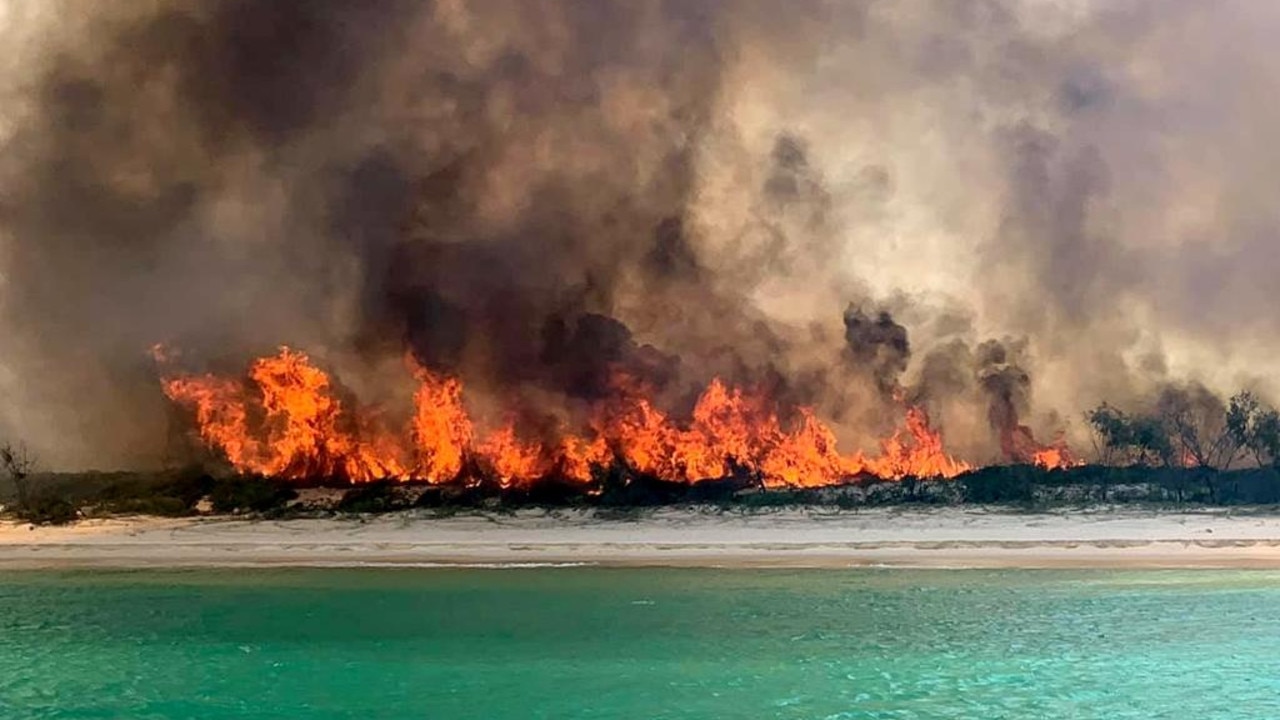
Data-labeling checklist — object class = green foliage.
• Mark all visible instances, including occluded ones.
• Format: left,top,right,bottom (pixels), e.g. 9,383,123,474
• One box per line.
15,495,78,525
596,465,687,506
502,478,592,507
834,492,861,510
209,477,298,514
731,489,816,508
960,465,1037,504
1218,468,1280,504
93,471,214,517
1227,391,1280,467
1085,404,1174,466
96,495,193,517
337,481,412,513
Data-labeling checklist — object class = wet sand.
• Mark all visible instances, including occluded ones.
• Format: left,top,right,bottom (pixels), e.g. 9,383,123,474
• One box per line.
3,507,1280,569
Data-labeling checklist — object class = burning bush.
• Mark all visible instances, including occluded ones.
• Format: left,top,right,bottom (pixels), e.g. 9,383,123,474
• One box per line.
158,347,973,489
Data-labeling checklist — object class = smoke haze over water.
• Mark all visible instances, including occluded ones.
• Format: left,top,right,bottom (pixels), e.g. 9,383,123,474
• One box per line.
0,0,1276,470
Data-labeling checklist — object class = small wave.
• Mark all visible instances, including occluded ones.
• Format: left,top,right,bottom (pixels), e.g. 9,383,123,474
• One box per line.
274,561,597,569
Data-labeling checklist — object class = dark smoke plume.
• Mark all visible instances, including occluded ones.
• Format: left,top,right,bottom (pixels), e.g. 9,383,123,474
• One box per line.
975,339,1036,462
843,305,910,397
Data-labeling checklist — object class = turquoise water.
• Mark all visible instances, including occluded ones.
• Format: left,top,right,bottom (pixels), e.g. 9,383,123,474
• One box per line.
1,568,1278,718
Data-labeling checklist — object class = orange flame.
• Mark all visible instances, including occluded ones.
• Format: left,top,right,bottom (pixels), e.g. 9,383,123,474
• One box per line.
409,363,472,482
161,348,408,481
478,424,548,487
162,374,260,470
1004,425,1081,470
1031,444,1077,470
160,346,973,486
554,434,612,483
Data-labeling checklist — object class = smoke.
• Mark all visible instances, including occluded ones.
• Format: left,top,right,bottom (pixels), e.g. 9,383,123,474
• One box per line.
974,338,1038,461
1,0,1278,470
842,305,910,397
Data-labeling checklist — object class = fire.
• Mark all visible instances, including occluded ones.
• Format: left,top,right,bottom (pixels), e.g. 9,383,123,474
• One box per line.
160,346,976,487
1031,444,1077,470
477,424,548,486
161,348,408,482
555,435,612,483
868,407,972,480
162,374,259,470
1003,425,1081,470
409,364,472,481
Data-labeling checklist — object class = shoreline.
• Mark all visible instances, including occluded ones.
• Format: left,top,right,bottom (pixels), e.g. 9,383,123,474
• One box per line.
6,507,1280,569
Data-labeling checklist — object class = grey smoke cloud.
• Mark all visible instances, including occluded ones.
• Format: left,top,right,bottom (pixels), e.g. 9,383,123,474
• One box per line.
0,0,1276,470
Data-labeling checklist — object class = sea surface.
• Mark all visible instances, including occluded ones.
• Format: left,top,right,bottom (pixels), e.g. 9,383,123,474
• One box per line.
1,567,1278,719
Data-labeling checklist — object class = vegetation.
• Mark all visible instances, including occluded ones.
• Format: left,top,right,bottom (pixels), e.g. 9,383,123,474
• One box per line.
0,464,301,523
5,462,1280,523
0,442,77,524
208,476,298,514
7,384,1280,523
1226,392,1280,467
336,481,413,513
1085,389,1280,472
92,470,214,516
1,442,36,510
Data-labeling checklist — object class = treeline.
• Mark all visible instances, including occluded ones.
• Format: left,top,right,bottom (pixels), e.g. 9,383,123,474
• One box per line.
1086,389,1280,470
8,462,1280,525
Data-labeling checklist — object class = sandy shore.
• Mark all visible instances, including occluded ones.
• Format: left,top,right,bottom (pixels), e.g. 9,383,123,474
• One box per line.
5,507,1280,569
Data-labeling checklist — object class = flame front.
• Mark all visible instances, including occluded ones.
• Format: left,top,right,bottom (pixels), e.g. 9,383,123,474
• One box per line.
162,349,409,482
161,347,974,486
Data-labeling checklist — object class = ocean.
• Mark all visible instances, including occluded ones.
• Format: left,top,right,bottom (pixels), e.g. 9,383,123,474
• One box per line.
1,567,1277,719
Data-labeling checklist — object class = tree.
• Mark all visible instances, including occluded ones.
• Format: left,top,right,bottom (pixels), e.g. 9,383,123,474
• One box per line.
1157,385,1241,470
1254,410,1280,467
1085,404,1174,467
1226,391,1280,467
0,442,36,509
1085,404,1126,465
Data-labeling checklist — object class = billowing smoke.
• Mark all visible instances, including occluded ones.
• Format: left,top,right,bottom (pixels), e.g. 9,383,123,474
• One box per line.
1,1,1278,470
842,305,910,397
975,339,1040,462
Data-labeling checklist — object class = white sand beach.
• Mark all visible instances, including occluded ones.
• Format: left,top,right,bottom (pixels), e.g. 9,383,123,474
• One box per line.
4,507,1280,569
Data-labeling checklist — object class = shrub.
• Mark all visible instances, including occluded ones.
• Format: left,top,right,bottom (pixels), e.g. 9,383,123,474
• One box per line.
960,465,1037,504
155,472,216,509
209,477,298,514
16,495,78,525
96,496,192,517
686,476,758,504
596,466,687,506
337,481,410,513
413,485,446,508
92,470,214,516
505,478,590,507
